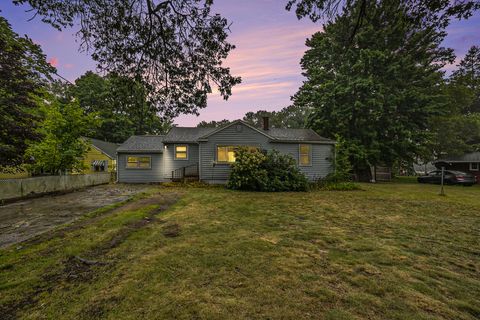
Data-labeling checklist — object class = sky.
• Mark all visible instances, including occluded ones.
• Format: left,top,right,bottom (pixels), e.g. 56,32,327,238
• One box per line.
2,0,480,126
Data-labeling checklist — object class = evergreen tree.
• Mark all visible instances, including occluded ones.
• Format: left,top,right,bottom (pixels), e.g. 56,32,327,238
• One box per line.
0,16,55,167
293,0,454,179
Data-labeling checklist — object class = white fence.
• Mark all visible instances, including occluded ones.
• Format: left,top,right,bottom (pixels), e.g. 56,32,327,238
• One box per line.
0,173,111,202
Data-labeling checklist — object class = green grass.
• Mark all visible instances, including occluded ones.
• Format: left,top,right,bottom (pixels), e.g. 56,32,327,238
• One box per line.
0,183,479,319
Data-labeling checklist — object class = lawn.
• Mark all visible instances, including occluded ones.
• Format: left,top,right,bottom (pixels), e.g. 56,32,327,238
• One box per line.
0,182,479,319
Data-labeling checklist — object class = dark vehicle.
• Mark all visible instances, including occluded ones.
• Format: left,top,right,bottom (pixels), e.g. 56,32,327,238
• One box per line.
417,170,476,186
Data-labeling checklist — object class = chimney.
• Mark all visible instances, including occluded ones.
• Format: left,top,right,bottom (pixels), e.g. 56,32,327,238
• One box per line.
262,116,269,131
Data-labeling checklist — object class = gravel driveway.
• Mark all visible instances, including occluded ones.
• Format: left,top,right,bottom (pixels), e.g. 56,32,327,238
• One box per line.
0,184,149,248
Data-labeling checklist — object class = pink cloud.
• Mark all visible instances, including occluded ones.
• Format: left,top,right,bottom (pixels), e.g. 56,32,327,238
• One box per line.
48,57,59,67
63,63,75,69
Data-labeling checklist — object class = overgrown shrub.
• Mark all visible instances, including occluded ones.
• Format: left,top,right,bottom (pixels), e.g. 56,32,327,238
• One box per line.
226,148,268,191
227,147,308,192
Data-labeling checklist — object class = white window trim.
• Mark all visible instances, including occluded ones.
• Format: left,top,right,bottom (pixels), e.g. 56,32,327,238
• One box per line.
125,155,152,169
469,162,479,171
174,144,189,160
299,144,312,167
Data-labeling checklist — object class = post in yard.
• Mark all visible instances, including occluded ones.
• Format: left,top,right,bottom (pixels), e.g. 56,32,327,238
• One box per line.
439,166,445,196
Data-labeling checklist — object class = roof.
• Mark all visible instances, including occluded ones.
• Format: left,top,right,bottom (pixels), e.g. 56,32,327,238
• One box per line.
163,127,216,143
434,152,480,163
119,120,335,152
85,137,119,159
268,128,334,143
198,119,334,144
116,135,165,153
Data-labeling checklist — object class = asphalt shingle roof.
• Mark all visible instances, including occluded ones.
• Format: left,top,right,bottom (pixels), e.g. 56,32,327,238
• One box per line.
163,127,216,143
117,135,165,153
267,128,334,142
85,137,119,159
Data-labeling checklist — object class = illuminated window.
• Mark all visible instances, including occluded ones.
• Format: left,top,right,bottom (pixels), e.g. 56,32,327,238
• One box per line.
299,144,311,166
216,146,258,163
126,156,151,169
175,145,188,160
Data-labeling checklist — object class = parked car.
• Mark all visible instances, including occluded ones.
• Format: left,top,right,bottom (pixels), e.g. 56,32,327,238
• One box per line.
417,170,476,186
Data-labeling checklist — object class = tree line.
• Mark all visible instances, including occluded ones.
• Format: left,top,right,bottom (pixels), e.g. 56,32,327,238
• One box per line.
1,0,480,178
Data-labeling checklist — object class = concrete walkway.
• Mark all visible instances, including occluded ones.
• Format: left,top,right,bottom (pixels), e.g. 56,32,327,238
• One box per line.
0,184,149,248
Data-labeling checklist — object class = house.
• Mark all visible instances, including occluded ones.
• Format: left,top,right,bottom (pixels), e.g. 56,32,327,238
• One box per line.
116,118,335,184
413,162,436,175
80,137,119,174
434,152,480,183
1,138,118,179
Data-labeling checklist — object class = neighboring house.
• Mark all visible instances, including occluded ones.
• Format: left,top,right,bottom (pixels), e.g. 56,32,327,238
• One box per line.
434,152,480,183
116,118,335,184
413,162,436,175
80,137,119,174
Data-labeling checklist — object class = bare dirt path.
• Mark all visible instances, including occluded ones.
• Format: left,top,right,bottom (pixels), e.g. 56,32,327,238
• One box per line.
0,184,149,248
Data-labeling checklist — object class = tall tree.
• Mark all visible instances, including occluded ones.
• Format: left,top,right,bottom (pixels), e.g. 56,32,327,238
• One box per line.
450,45,480,114
293,0,454,179
14,0,241,118
423,47,480,158
70,71,173,143
0,16,55,167
25,96,100,174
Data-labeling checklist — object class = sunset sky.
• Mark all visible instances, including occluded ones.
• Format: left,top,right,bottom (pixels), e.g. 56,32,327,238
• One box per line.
2,1,480,126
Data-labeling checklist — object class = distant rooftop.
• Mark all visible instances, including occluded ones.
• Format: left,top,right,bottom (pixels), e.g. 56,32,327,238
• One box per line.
434,152,480,163
85,137,119,159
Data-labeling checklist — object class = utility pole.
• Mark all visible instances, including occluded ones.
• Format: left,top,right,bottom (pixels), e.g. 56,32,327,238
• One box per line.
439,166,445,196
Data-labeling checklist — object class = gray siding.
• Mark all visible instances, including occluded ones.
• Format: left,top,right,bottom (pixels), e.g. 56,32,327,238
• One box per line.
270,143,333,181
199,123,271,183
117,153,165,183
163,143,199,179
199,122,334,183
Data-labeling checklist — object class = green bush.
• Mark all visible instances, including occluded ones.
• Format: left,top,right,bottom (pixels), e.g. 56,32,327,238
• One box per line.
227,147,308,192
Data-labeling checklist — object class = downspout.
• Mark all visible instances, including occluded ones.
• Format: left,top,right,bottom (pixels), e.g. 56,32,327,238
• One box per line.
115,152,119,183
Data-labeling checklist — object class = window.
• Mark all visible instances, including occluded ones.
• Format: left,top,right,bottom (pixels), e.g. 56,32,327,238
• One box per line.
126,156,151,169
92,160,107,172
299,144,311,166
175,145,188,160
216,146,258,163
470,162,479,171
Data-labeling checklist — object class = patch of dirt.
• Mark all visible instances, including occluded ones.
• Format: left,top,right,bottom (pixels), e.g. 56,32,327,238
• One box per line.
162,223,181,237
0,192,180,319
0,184,150,248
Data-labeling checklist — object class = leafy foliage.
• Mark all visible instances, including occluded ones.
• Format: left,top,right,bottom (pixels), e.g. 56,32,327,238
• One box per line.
197,119,231,128
227,147,308,192
286,0,480,28
421,46,480,160
293,0,454,179
196,105,310,128
0,16,55,167
25,96,99,174
69,71,173,143
15,0,241,118
332,135,352,181
450,45,480,114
